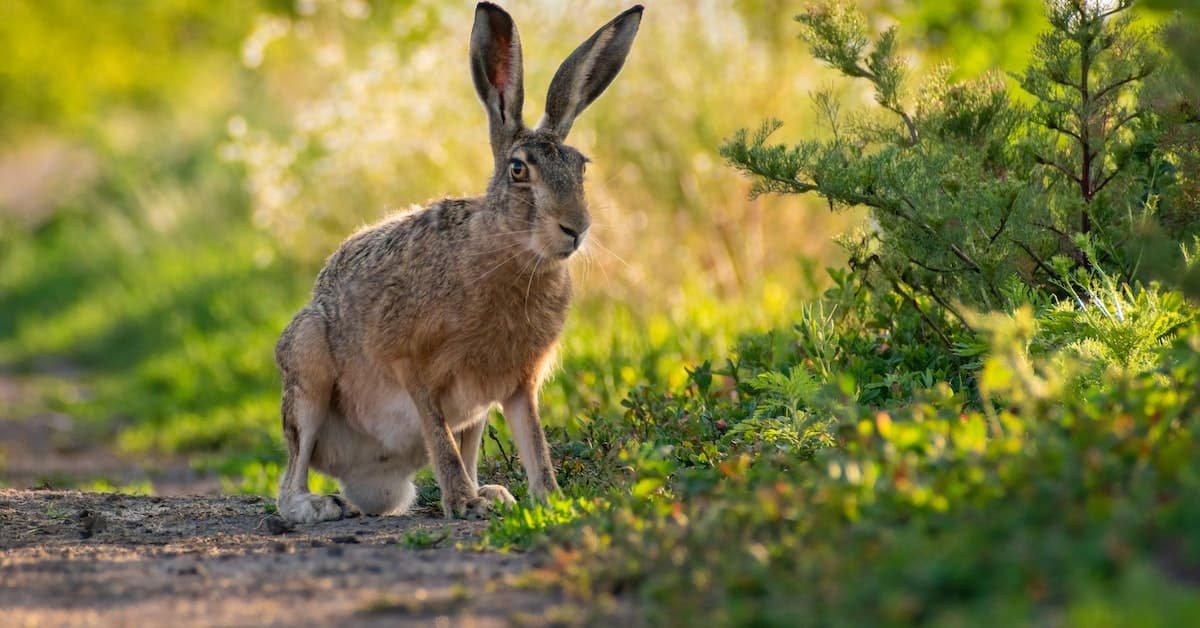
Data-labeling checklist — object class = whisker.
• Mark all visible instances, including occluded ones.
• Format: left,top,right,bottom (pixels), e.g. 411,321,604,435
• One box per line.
452,227,535,241
576,249,593,285
514,253,538,289
465,249,527,288
589,247,612,287
524,255,544,324
471,241,529,256
589,236,631,270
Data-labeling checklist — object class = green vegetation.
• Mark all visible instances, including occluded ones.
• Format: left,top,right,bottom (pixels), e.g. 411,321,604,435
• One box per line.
722,0,1189,313
3,0,1200,625
473,1,1200,624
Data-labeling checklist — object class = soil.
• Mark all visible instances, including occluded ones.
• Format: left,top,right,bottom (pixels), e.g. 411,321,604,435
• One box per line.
0,371,586,627
0,489,569,627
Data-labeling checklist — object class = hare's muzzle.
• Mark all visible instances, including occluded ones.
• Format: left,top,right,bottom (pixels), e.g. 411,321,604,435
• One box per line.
559,223,582,251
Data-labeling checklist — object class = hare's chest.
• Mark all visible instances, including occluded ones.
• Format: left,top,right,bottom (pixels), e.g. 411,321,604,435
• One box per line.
439,371,519,423
438,315,564,413
455,317,561,382
459,286,568,362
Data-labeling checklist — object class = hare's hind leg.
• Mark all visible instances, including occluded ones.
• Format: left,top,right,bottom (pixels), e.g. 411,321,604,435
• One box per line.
276,312,355,524
279,387,355,523
315,417,420,516
339,467,417,516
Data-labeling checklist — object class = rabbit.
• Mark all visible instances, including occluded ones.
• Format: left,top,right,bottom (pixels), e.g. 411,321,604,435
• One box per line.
273,2,643,523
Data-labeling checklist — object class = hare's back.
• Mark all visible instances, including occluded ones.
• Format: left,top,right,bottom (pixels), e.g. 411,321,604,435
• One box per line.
316,199,480,289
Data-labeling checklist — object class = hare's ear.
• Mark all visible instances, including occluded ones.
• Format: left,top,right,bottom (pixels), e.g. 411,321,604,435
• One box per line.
538,5,643,139
471,2,525,165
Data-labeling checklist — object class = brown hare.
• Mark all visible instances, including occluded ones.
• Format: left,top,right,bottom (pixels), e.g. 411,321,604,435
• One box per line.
274,2,643,522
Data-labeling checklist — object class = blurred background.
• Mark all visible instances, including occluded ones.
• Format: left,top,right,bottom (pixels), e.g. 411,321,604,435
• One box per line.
0,0,1056,494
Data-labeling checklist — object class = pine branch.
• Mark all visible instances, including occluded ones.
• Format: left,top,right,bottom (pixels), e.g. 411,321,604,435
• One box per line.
1009,237,1057,280
1109,110,1142,136
1033,153,1083,185
924,284,974,330
1092,166,1124,197
989,196,1016,245
1093,68,1155,102
907,256,972,274
1044,116,1082,141
886,269,955,349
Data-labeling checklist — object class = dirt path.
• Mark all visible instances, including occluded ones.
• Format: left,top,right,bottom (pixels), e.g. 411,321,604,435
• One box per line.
0,371,591,626
0,489,569,626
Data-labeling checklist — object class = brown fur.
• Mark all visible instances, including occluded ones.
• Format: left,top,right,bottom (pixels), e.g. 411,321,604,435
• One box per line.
273,3,643,522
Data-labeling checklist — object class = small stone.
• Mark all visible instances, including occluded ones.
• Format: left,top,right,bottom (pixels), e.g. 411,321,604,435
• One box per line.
174,563,206,576
78,509,107,539
257,515,295,536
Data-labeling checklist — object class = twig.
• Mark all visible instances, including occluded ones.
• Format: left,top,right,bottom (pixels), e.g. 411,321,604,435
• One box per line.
486,424,516,474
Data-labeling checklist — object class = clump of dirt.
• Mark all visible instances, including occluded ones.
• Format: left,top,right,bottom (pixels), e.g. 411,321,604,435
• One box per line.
0,489,570,626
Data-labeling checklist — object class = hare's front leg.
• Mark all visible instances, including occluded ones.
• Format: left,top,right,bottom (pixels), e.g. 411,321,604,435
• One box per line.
414,390,494,519
458,416,516,506
502,387,560,499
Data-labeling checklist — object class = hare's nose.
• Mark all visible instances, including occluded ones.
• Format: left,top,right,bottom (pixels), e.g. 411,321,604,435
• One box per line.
559,224,580,248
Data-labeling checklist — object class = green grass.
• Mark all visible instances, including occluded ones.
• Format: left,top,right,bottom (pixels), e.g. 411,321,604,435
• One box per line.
477,291,1200,626
1,210,300,458
399,528,450,550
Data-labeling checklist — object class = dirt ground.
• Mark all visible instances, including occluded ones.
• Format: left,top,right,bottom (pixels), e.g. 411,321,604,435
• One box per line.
0,371,595,627
0,489,579,627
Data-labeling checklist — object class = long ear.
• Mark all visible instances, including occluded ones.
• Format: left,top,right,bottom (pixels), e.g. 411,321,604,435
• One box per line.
471,2,525,166
539,5,643,139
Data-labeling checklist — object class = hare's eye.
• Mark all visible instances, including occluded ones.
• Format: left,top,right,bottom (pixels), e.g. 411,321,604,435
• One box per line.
509,159,528,181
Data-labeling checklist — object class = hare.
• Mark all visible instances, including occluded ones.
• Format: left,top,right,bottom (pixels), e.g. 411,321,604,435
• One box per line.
273,2,643,523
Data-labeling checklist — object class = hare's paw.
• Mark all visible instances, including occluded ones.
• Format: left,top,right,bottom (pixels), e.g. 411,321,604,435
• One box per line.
444,486,515,519
443,488,494,520
456,496,494,520
279,493,358,524
477,484,516,505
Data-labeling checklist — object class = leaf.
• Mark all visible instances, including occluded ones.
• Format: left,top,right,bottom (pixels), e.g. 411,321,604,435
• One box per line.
632,477,664,499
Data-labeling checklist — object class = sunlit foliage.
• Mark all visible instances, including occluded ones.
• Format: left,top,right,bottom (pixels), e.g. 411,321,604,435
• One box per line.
2,1,1199,624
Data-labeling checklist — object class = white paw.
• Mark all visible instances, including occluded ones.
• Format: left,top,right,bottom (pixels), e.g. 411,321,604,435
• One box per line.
477,484,517,505
278,493,356,524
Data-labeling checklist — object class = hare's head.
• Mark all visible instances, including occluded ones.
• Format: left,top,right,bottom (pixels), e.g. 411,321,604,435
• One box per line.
471,2,642,260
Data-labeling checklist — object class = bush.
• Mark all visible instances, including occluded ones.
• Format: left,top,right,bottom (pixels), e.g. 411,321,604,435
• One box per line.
485,277,1200,625
722,0,1194,316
